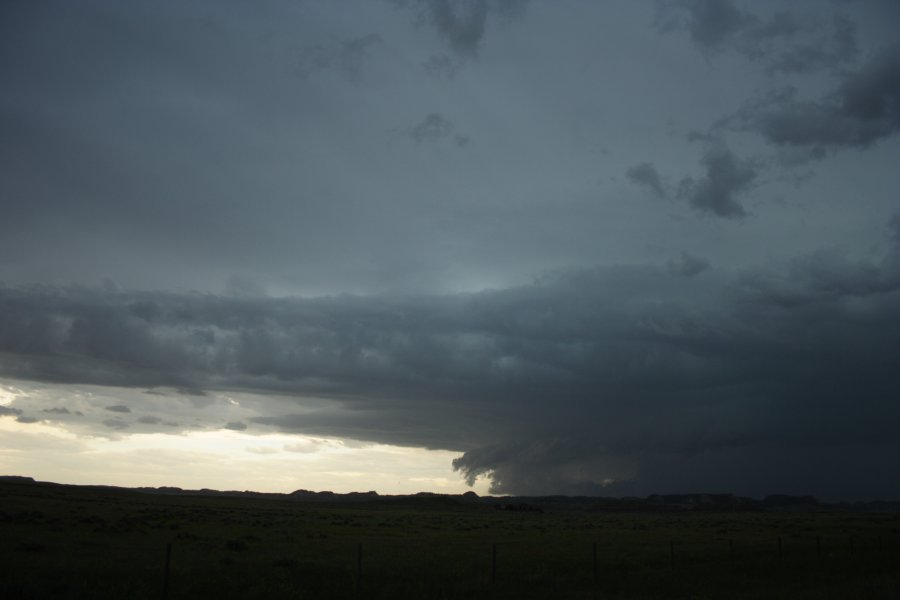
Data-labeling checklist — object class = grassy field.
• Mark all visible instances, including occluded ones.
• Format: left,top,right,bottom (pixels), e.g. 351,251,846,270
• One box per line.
2,480,900,599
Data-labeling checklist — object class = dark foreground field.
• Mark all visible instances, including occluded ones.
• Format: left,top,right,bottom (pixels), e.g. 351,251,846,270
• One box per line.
2,480,900,599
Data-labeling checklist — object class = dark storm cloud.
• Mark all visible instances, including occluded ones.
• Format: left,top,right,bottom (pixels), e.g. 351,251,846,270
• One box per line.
2,217,900,498
394,0,487,56
454,233,900,497
656,0,751,52
656,0,858,74
428,0,488,55
675,146,757,218
391,0,531,56
626,162,667,198
16,416,40,424
105,404,131,413
0,406,23,417
729,43,900,154
224,421,248,431
630,144,760,219
451,439,636,496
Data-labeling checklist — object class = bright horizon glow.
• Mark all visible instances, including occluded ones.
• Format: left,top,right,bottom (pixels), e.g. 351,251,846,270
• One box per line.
0,411,493,496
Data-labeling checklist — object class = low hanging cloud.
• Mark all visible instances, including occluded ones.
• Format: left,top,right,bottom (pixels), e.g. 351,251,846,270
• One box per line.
627,149,757,219
2,218,900,499
647,17,892,210
666,40,898,203
675,146,757,218
729,43,900,155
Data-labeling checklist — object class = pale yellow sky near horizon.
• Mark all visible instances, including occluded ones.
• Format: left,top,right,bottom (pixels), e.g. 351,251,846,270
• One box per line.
0,384,493,496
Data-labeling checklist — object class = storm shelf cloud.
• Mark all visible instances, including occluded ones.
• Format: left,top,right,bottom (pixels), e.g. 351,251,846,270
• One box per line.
2,223,900,498
1,0,899,500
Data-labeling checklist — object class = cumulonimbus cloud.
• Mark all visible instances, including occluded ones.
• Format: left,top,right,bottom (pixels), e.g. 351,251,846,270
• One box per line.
2,218,900,499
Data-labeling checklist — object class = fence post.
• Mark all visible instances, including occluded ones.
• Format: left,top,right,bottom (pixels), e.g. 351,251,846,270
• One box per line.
492,543,497,584
356,543,362,596
161,542,172,600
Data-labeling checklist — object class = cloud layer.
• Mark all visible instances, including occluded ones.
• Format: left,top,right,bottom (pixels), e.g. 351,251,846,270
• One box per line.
3,219,900,498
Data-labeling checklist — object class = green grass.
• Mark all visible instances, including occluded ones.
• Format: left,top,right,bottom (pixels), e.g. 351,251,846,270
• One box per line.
2,481,899,599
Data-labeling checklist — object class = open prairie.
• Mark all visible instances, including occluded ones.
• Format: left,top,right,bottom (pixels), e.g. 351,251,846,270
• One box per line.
2,480,900,599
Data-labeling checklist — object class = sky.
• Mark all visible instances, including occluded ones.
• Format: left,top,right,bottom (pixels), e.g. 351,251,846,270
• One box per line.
1,0,899,500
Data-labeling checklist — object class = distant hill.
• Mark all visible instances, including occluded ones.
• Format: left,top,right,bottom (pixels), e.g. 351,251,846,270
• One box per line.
2,475,899,512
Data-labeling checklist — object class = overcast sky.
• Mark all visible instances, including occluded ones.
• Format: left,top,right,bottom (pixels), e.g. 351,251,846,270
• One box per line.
2,0,899,500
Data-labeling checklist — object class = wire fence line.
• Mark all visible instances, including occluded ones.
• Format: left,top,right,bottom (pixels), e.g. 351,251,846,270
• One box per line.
5,528,899,599
151,532,898,597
